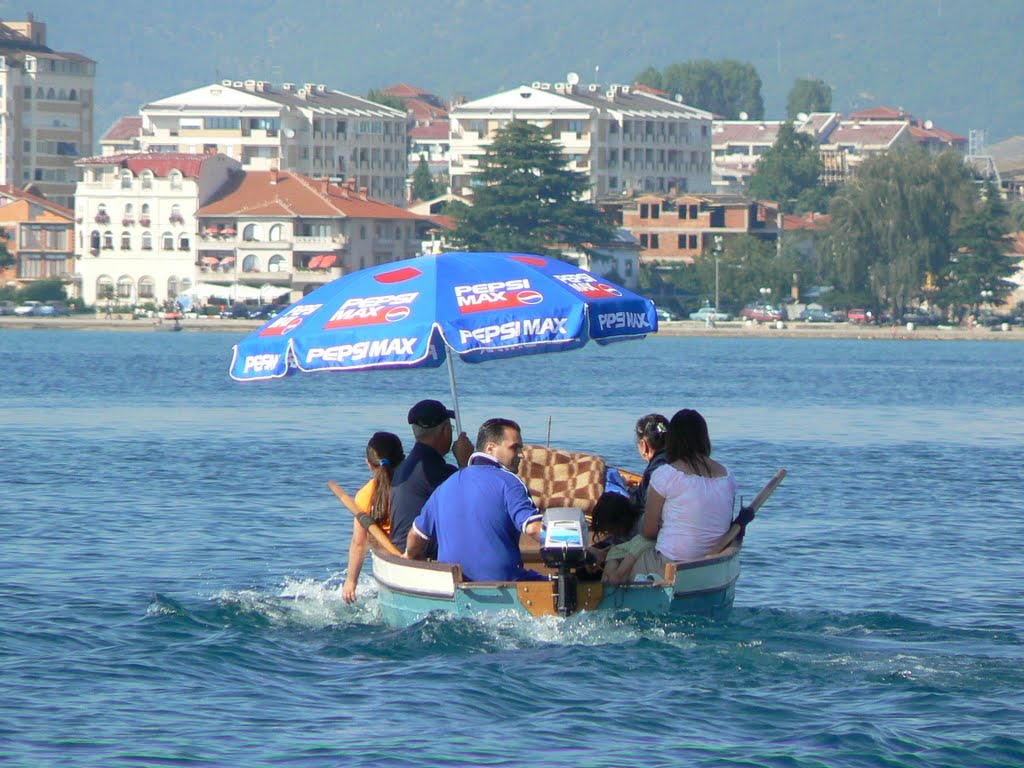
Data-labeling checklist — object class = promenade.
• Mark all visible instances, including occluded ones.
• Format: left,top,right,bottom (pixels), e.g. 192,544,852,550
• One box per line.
1,314,1019,340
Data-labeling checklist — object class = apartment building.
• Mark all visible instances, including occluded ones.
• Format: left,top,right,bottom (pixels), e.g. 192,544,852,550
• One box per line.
712,108,965,190
194,168,427,303
0,183,74,285
73,152,240,306
617,193,781,264
126,80,408,207
0,14,95,208
380,83,452,176
449,80,713,200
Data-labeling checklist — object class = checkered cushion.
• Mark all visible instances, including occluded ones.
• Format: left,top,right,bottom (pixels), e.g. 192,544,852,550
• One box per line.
516,444,607,513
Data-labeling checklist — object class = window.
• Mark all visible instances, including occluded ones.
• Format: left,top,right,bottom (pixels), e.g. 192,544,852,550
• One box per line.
640,204,649,219
268,224,283,240
141,232,153,250
169,171,182,190
103,231,114,250
690,204,698,219
167,276,179,299
205,116,241,130
650,234,660,249
178,234,190,251
96,276,114,301
120,170,132,189
142,171,153,190
138,276,155,299
121,232,131,250
268,255,287,272
162,232,174,250
651,203,660,219
678,234,687,249
243,223,263,241
689,235,698,249
242,254,260,272
90,231,100,251
639,234,649,247
117,276,134,299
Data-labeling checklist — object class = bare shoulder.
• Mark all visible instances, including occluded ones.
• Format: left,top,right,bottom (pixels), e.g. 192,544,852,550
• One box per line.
708,459,729,478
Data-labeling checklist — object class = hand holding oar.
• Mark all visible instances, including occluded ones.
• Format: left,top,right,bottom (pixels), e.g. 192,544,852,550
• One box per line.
713,468,787,552
328,480,403,557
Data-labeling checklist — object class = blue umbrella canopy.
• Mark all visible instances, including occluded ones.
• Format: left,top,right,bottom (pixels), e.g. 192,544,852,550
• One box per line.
229,251,657,383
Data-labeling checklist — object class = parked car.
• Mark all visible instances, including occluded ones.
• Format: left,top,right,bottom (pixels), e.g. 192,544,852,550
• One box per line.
248,304,285,320
221,304,252,319
901,309,942,326
13,300,41,315
846,308,875,324
688,306,732,322
27,301,71,317
798,307,838,323
0,300,15,316
655,307,680,322
740,303,788,323
975,310,1006,327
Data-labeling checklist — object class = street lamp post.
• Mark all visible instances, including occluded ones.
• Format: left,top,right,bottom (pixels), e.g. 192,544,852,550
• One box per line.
713,235,723,310
759,287,772,302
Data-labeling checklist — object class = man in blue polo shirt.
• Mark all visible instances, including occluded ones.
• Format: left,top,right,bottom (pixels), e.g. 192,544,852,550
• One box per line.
388,399,473,557
406,418,543,582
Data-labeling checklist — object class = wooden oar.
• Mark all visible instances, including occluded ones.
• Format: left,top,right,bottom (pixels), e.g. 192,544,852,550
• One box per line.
713,468,787,552
327,479,404,557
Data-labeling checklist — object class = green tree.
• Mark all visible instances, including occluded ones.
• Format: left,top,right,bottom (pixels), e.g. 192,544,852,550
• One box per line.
0,226,12,270
18,277,67,302
939,180,1018,314
411,156,439,202
635,60,764,119
449,121,614,258
825,149,975,316
746,122,827,214
365,89,407,112
786,78,832,119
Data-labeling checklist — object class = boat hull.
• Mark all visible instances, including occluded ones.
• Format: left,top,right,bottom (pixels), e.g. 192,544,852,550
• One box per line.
371,544,741,627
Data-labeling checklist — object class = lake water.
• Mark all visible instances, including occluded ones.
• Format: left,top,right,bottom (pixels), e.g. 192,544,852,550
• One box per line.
2,329,1022,767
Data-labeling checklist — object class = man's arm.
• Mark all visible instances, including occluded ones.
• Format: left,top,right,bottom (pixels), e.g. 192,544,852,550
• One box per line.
523,518,542,542
405,524,430,560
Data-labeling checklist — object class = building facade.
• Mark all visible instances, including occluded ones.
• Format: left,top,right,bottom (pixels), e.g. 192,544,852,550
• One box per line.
73,154,428,308
449,80,713,199
0,15,95,208
617,193,781,264
73,153,241,306
128,81,408,207
0,183,74,286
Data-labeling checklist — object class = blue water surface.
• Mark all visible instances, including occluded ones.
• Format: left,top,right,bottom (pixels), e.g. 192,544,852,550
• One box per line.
2,329,1022,767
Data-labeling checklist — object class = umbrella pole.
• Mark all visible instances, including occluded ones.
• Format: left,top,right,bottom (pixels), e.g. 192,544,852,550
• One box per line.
446,348,463,436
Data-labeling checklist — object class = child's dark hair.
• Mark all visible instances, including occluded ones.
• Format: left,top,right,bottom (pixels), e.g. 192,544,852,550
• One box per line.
635,413,669,453
590,492,637,538
366,431,405,524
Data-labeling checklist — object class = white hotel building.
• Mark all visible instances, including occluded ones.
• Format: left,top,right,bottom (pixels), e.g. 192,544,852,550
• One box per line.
449,81,713,200
112,80,408,207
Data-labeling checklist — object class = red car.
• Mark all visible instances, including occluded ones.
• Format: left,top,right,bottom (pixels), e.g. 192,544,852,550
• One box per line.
847,308,875,324
740,303,788,323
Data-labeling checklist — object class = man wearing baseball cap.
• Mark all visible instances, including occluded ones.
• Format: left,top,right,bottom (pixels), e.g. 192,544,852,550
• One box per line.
388,399,473,556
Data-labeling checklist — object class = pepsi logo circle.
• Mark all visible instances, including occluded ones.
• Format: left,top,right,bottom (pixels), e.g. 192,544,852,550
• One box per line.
385,305,411,323
516,290,544,305
598,284,622,297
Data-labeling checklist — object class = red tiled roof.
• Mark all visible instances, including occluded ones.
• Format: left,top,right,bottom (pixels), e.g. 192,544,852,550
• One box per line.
427,214,456,230
826,122,906,146
712,122,782,145
381,83,430,98
631,83,669,97
848,106,911,121
0,184,73,218
406,97,448,122
197,170,426,221
102,116,142,142
77,152,215,178
783,212,832,231
410,123,450,140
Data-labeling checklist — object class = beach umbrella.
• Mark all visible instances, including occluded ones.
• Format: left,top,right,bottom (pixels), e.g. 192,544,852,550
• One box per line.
229,251,657,432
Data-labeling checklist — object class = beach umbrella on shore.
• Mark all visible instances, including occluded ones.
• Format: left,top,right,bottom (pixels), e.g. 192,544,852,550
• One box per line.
228,251,657,432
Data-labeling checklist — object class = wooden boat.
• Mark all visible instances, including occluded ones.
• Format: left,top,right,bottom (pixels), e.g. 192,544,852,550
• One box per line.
370,541,742,627
330,448,784,628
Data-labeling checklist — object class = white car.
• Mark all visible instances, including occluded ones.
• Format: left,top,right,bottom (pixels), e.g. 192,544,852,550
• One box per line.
13,301,41,315
689,306,732,322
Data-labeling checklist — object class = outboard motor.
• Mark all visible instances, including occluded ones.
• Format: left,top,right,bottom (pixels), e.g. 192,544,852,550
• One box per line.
540,507,590,616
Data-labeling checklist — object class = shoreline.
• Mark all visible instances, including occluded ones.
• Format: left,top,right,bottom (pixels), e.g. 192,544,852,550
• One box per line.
1,314,1019,340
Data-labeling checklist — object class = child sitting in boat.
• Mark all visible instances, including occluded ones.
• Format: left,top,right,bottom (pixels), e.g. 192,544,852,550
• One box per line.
342,431,405,603
589,492,654,584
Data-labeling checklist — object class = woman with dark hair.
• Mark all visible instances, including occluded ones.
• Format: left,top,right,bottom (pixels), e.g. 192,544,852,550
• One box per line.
342,431,405,603
631,408,737,576
630,413,669,516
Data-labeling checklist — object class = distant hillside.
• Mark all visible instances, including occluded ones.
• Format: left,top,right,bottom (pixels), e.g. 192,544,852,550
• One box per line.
7,0,1023,148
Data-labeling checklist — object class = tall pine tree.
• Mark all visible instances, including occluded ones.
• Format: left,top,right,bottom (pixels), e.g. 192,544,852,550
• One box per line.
449,121,613,258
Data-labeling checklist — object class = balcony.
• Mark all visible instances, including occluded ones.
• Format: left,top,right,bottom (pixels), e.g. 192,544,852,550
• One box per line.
94,213,110,224
294,234,348,249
